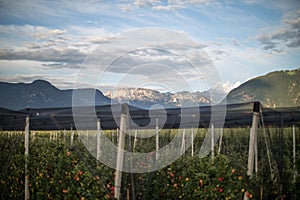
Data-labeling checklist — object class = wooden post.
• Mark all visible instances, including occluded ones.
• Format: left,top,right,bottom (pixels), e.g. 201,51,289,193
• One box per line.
133,130,138,150
245,102,260,200
247,102,260,177
86,130,89,139
255,126,258,175
293,125,296,182
156,118,159,161
114,104,128,200
70,127,74,147
191,128,194,157
127,189,130,200
32,131,35,141
117,128,119,143
64,129,66,142
218,128,223,154
25,116,30,200
78,131,81,137
211,124,214,159
181,129,186,154
96,119,101,161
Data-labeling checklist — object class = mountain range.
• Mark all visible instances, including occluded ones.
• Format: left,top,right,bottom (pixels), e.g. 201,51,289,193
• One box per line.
0,68,299,110
105,88,224,108
226,68,300,108
0,80,111,110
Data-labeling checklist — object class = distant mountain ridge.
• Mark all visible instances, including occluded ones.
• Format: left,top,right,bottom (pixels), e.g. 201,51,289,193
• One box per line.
105,88,217,108
226,68,300,108
0,80,111,110
0,80,221,110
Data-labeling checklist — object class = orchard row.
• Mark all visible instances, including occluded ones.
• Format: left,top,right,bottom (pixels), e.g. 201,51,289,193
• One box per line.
0,127,299,199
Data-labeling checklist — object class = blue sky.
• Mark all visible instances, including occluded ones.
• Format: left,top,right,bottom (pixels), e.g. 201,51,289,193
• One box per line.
0,0,299,94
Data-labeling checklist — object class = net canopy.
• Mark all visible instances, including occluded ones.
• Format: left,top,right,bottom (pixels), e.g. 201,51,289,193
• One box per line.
0,102,299,131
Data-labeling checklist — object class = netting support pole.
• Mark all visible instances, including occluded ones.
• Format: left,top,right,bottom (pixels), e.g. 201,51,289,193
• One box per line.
255,125,258,176
218,128,223,154
114,104,128,200
86,130,89,139
293,125,296,182
245,102,260,200
156,118,160,161
70,127,74,147
191,128,194,157
25,116,30,200
181,129,186,154
211,124,215,159
133,130,138,150
32,131,35,141
117,128,119,143
247,102,260,177
96,119,101,161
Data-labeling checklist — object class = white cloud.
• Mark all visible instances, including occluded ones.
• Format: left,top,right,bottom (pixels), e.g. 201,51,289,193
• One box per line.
71,28,222,92
129,0,215,11
222,81,241,93
0,24,122,68
134,0,159,7
255,8,300,52
188,0,214,4
0,25,68,46
0,26,218,92
153,4,185,11
34,29,67,39
0,73,80,89
0,24,61,36
228,0,300,12
0,74,47,83
0,47,86,65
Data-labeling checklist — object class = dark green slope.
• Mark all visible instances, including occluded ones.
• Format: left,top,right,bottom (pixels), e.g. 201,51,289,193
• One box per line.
0,80,111,110
226,68,300,108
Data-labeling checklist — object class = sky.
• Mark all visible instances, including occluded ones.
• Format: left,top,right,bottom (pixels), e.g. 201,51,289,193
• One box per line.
0,0,299,94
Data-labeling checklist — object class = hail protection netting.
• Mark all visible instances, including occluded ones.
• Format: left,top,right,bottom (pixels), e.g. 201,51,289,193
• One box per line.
1,102,300,199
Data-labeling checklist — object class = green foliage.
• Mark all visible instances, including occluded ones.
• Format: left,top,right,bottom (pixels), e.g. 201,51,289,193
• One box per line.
142,155,251,200
0,128,299,199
